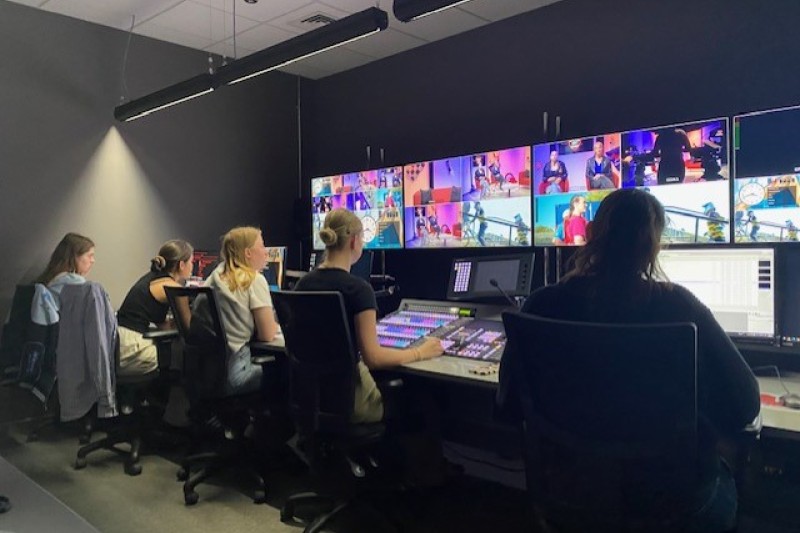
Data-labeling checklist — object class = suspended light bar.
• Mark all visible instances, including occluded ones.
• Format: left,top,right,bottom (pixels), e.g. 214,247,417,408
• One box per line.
216,7,389,86
114,73,215,122
393,0,475,22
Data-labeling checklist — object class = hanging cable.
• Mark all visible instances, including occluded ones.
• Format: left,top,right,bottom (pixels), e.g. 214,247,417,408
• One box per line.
120,14,136,102
232,0,238,60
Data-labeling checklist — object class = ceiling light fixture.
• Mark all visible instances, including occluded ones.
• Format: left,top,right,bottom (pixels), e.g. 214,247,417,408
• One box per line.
216,6,388,86
114,73,216,122
393,0,474,22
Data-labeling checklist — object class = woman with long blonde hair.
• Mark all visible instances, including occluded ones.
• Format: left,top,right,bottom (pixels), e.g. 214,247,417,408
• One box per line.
205,226,279,393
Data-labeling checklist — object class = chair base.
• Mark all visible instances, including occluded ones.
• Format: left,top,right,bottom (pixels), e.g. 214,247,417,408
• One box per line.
177,449,267,506
281,492,401,533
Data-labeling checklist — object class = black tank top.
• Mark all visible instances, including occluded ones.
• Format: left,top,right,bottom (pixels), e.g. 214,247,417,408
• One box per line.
117,271,172,333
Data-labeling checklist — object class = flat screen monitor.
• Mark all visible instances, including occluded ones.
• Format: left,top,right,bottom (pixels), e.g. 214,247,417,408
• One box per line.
734,106,800,243
657,248,775,341
311,166,404,251
778,246,800,346
534,118,730,246
263,246,286,290
192,250,219,279
403,145,532,249
533,133,620,246
447,253,534,301
351,250,373,282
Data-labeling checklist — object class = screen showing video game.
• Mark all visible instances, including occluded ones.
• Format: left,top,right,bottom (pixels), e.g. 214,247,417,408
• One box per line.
311,166,404,250
532,133,620,246
734,106,800,243
403,146,532,248
533,119,730,246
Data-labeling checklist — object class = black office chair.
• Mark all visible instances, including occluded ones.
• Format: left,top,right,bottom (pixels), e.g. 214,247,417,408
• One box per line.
164,286,269,506
501,312,712,533
0,284,60,441
272,290,398,533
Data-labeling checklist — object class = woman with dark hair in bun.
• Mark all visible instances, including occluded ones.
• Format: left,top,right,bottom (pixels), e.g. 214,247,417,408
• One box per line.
117,240,194,376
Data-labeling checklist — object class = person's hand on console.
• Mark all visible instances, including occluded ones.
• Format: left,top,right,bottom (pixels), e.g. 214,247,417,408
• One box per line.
413,337,444,362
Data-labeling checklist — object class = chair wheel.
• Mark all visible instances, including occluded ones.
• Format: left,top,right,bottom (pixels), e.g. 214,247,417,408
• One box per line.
125,462,142,476
184,490,199,506
74,457,87,470
280,507,293,523
253,489,266,504
176,467,188,481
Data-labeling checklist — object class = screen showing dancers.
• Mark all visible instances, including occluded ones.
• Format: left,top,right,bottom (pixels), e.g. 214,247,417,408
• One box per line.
311,166,404,250
533,119,730,246
402,145,532,248
734,106,800,243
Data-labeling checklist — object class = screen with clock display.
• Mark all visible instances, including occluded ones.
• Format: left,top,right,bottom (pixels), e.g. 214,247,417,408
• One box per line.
311,166,404,250
403,145,532,249
734,106,800,243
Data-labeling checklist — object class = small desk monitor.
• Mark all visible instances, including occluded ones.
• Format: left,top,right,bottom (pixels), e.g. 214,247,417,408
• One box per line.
657,248,775,341
351,250,374,282
447,253,534,301
263,246,286,290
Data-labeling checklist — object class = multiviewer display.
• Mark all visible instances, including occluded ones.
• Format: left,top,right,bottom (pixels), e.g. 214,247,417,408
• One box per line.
402,146,532,248
734,106,800,243
311,167,404,250
533,118,730,246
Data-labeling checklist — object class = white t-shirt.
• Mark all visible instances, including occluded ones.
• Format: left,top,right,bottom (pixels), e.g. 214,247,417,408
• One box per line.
205,265,272,354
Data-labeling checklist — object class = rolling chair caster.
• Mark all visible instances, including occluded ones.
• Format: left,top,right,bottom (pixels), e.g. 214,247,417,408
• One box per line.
253,489,267,505
124,462,142,476
184,489,199,506
74,457,87,470
176,467,189,481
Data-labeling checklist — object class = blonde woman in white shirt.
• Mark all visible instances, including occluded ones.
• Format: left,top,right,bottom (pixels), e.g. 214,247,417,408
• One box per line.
205,226,279,394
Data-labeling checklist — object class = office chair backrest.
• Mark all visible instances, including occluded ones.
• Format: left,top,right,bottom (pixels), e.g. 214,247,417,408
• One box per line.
164,286,229,397
0,285,37,371
271,291,357,435
501,312,698,530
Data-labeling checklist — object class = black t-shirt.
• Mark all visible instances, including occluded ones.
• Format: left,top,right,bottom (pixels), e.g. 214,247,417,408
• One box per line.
293,267,377,353
117,271,172,333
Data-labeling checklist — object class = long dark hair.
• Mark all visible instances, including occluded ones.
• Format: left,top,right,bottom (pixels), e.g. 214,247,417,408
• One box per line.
37,233,95,284
565,188,666,282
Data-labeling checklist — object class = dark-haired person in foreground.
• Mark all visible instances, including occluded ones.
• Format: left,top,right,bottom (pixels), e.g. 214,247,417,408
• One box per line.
501,188,759,532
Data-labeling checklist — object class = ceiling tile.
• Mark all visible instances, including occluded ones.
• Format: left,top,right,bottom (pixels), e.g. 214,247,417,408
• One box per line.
138,0,259,46
391,5,485,42
267,2,352,34
459,0,562,22
204,38,255,60
134,22,213,50
40,0,181,30
343,27,427,58
190,0,316,23
234,22,298,52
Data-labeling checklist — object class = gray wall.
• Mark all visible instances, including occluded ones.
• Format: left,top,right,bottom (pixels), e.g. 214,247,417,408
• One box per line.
0,0,299,318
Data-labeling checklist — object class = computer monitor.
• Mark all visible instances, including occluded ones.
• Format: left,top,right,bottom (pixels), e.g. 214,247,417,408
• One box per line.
777,246,800,346
311,166,404,250
351,250,374,282
734,105,800,243
309,252,319,270
657,248,775,341
447,253,534,301
263,246,286,290
403,145,533,249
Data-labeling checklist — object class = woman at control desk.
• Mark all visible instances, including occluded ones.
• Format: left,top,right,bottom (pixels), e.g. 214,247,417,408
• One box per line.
117,240,193,376
294,208,444,423
501,188,759,533
205,227,280,394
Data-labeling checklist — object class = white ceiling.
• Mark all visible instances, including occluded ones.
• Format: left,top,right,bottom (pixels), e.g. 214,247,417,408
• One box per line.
7,0,561,79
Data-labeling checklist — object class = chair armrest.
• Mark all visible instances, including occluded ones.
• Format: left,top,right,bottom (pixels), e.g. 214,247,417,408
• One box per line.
742,413,763,437
142,329,179,342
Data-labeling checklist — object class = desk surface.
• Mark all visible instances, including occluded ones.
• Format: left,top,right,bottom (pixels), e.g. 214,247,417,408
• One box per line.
756,373,800,433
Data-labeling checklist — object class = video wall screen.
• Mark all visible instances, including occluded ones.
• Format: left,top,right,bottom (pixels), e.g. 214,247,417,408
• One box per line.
533,118,730,246
734,106,800,243
311,166,404,250
403,146,532,249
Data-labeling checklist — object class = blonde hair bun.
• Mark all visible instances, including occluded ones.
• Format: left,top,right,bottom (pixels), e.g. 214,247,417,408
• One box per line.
319,228,338,247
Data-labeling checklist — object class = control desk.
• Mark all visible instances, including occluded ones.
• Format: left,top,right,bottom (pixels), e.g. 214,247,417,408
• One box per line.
377,299,510,384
